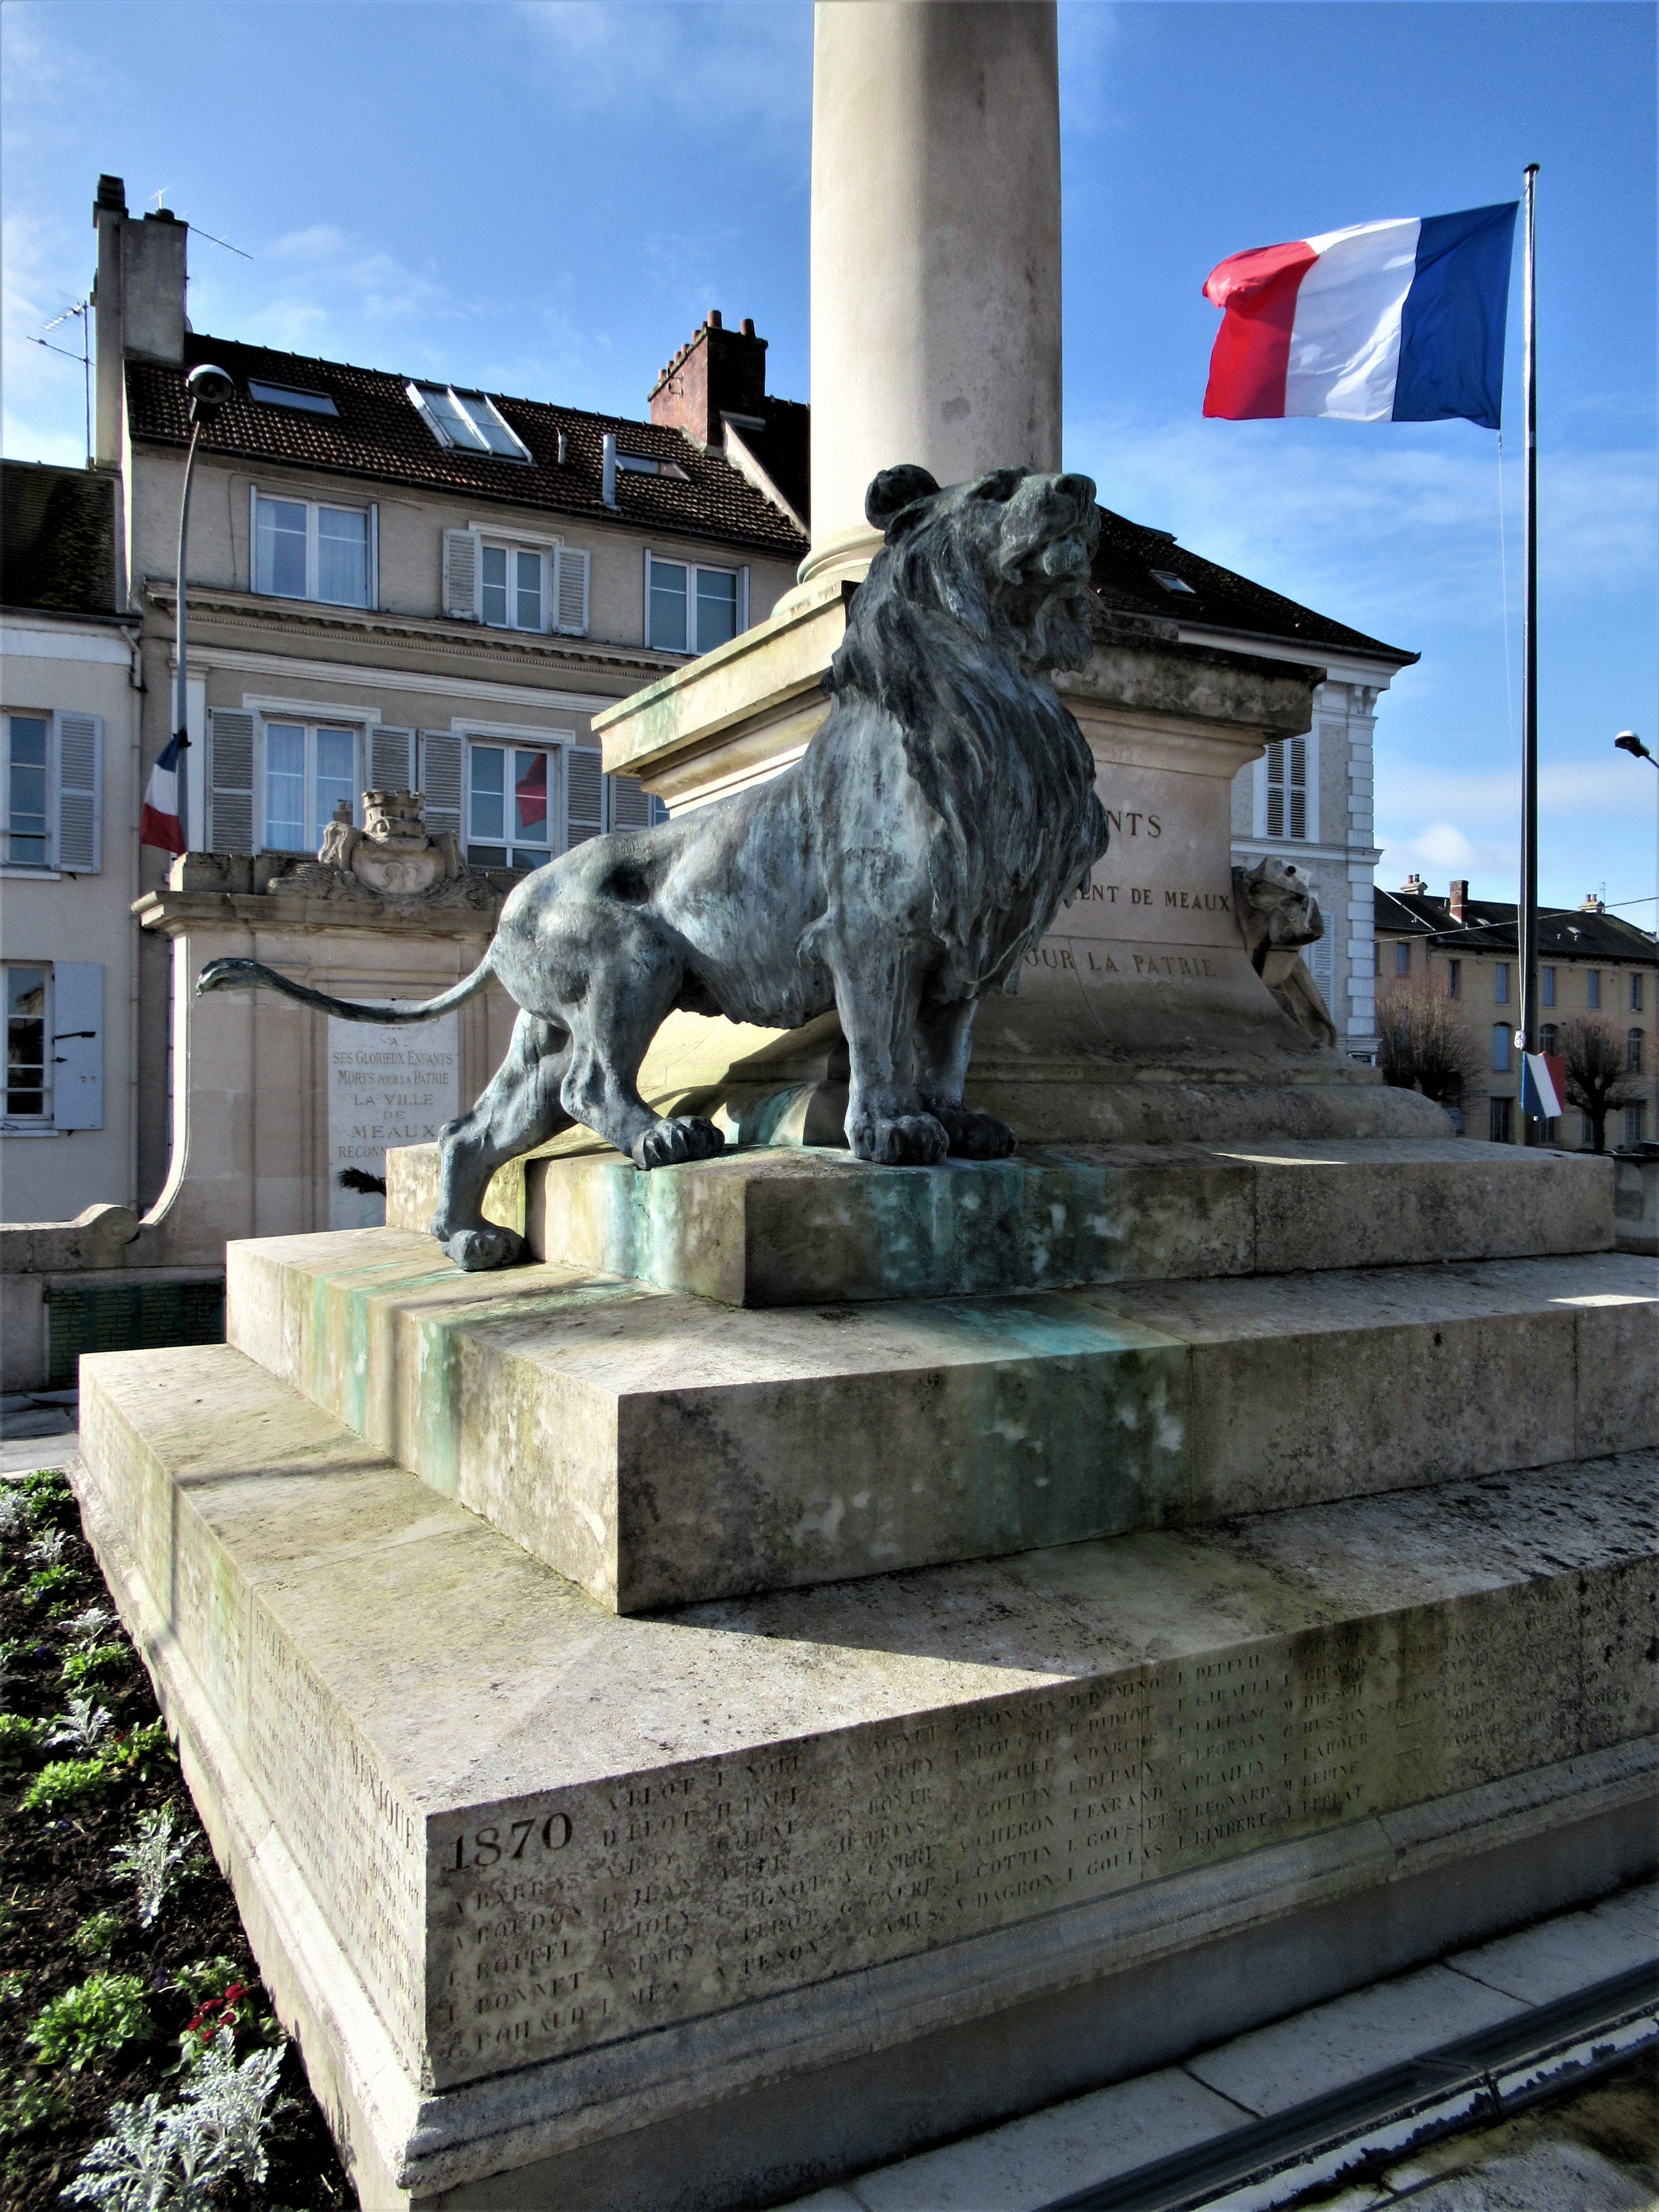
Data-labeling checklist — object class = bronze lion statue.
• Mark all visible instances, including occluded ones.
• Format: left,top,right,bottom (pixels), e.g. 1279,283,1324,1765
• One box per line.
200,464,1109,1269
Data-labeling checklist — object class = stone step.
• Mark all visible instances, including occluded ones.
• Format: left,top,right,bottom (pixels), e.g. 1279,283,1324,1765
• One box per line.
226,1229,1657,1612
383,1138,1613,1306
73,1339,1658,2207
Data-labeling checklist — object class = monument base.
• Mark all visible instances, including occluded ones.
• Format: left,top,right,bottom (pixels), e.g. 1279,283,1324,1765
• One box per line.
76,1332,1657,2209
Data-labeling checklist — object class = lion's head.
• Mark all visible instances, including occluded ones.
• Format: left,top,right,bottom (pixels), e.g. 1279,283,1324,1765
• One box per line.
860,463,1100,677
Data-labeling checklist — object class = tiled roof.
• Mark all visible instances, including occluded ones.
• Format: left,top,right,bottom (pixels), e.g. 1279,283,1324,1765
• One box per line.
1375,887,1656,963
1091,508,1415,664
125,336,811,559
2,461,118,614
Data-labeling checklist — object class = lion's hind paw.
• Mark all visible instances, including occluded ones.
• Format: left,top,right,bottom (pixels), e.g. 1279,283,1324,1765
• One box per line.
441,1225,525,1272
928,1104,1017,1160
850,1111,949,1167
632,1116,727,1171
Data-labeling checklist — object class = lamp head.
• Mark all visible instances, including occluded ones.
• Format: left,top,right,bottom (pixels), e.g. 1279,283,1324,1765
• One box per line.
185,362,234,425
1614,730,1653,763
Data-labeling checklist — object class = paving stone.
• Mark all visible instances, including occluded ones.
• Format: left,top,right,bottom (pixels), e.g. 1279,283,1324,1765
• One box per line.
844,2065,1250,2211
1182,1963,1530,2117
1447,1881,1659,2003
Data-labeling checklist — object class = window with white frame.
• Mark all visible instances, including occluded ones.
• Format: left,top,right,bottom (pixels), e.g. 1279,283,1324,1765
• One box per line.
253,491,373,608
407,384,531,462
1542,965,1556,1007
2,710,102,873
5,963,49,1118
646,553,744,655
261,721,361,853
1587,969,1602,1009
1494,963,1510,1005
441,530,588,634
1633,973,1645,1013
1626,1102,1648,1146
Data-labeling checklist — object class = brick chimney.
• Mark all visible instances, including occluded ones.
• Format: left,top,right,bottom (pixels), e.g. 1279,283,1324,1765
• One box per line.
1448,879,1469,923
649,310,768,448
1401,873,1427,895
1580,890,1606,914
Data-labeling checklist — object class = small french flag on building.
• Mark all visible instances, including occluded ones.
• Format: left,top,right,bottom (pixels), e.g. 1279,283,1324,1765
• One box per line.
140,733,187,855
1202,202,1518,428
1522,1051,1567,1124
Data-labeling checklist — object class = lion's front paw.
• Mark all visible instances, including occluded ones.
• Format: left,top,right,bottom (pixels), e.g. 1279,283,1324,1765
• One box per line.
848,1109,949,1167
632,1116,727,1171
441,1224,525,1272
927,1104,1017,1160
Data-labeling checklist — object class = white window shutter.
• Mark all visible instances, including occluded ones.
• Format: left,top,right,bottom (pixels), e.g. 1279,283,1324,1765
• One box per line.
566,745,605,847
207,708,256,853
1288,735,1307,840
555,544,590,635
55,712,102,873
418,730,464,844
371,726,416,791
442,527,481,620
608,773,651,831
368,504,381,610
52,962,104,1130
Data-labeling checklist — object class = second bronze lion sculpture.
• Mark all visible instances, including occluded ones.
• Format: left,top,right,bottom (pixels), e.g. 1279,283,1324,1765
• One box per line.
200,463,1110,1269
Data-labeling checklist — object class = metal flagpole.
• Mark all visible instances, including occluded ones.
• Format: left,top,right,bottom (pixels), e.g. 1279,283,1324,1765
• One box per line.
1515,164,1539,1143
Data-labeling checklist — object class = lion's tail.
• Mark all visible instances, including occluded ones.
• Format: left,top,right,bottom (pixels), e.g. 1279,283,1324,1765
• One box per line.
195,953,496,1025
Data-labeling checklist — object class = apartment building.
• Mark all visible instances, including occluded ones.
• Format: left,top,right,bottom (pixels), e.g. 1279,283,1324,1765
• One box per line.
87,177,807,1212
1376,876,1659,1144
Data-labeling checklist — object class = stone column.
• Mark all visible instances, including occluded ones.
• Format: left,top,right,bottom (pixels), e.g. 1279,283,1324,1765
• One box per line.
803,0,1063,586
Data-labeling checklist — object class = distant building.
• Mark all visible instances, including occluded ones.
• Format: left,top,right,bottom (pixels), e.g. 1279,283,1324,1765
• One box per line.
0,459,143,1220
1375,877,1659,1144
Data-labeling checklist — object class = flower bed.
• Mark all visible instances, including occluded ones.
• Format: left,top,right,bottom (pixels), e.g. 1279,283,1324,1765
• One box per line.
1,1468,355,2209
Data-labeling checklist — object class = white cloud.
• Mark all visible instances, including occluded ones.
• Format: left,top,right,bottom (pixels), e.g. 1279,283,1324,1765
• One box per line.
1,210,97,465
1066,406,1657,640
511,0,810,147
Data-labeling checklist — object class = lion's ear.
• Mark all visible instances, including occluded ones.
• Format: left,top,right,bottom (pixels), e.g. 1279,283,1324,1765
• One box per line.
865,466,940,532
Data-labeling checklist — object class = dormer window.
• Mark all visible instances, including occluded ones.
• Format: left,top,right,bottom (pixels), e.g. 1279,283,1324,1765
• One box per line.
407,383,531,462
247,379,338,416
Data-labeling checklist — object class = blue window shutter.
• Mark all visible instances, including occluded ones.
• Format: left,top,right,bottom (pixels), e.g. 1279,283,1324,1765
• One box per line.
52,962,104,1130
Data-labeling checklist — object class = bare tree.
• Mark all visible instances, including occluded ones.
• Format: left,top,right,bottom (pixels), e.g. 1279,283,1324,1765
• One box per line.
1556,1017,1641,1154
1375,980,1484,1113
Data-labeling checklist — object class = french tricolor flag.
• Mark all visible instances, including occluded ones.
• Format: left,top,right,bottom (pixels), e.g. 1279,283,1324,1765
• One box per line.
140,733,187,856
1203,203,1518,428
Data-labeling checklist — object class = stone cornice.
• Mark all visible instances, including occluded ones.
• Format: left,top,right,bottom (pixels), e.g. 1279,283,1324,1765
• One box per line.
140,581,677,686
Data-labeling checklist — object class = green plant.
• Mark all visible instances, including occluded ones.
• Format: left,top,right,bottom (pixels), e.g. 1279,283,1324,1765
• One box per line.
0,1712,44,1769
102,1719,172,1777
0,2068,72,2141
26,1973,152,2071
20,1755,113,1813
73,1910,124,1960
62,1642,126,1690
0,1969,27,2004
25,1562,80,1604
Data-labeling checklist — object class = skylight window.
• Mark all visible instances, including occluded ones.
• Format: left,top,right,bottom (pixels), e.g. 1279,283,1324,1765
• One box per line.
616,452,688,480
1150,568,1196,596
247,379,338,416
407,383,531,463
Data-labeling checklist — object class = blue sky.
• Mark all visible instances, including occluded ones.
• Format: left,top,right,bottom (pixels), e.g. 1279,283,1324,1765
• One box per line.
3,0,1653,915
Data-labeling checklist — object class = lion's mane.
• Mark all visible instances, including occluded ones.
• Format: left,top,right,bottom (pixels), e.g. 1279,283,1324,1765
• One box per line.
821,468,1109,997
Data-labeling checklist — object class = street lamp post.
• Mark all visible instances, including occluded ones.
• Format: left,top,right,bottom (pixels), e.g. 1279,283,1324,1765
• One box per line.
171,364,234,852
1613,732,1657,1151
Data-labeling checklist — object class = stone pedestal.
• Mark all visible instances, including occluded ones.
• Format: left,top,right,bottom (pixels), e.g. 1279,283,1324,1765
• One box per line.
74,1123,1656,2206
